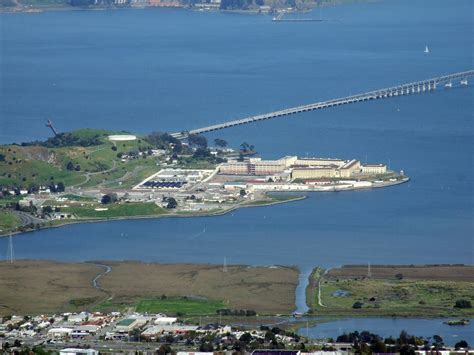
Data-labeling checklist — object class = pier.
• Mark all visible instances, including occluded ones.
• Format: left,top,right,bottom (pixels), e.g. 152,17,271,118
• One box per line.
171,70,473,139
272,11,321,22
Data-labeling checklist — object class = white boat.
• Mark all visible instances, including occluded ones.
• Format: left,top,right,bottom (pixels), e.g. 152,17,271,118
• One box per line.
460,79,468,85
424,45,430,53
445,82,452,88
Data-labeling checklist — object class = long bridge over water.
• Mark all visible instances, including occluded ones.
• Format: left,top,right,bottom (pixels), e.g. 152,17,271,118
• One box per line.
171,70,473,139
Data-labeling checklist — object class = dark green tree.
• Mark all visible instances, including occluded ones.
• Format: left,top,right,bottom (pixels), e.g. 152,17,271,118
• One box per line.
214,138,228,148
188,134,208,149
455,340,469,350
454,299,472,308
66,161,75,171
166,197,178,209
56,182,65,192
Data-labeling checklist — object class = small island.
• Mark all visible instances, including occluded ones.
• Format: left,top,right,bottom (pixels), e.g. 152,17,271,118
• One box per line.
0,128,407,236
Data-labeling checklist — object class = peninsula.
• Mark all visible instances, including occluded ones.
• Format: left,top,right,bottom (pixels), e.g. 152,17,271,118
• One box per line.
0,128,407,236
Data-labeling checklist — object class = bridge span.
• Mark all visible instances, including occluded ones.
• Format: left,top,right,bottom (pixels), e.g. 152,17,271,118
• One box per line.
171,70,473,139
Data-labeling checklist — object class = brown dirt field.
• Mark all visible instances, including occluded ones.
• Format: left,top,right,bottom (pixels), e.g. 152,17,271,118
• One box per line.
327,265,474,282
0,260,104,315
100,262,298,314
0,260,298,315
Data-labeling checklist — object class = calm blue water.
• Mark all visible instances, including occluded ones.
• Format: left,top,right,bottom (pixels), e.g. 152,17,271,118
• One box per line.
0,0,473,322
299,318,474,346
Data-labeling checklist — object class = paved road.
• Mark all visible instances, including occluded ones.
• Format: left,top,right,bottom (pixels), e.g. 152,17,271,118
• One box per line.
12,210,44,227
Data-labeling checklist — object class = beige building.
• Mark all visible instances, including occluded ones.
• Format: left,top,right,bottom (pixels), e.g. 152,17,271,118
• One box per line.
221,155,379,180
361,164,387,175
295,157,346,167
339,159,361,178
219,161,248,175
291,165,339,179
220,156,296,176
291,159,361,180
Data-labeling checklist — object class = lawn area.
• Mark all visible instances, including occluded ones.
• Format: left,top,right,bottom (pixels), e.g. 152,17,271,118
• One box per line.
80,158,159,189
0,210,21,232
310,275,474,317
62,203,168,219
136,298,226,316
244,194,305,206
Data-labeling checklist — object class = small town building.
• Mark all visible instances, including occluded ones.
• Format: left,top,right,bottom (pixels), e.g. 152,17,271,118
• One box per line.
154,317,177,325
115,318,148,332
48,328,73,339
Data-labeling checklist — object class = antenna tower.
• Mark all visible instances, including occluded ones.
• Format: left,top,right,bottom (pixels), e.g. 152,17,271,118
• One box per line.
223,256,228,272
7,233,15,264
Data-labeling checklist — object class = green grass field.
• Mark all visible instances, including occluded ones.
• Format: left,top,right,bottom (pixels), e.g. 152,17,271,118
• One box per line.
0,210,21,232
61,202,168,219
243,194,305,206
309,275,474,317
136,298,226,316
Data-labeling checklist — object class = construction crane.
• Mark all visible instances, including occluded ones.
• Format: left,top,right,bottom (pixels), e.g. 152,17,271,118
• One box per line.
46,119,58,136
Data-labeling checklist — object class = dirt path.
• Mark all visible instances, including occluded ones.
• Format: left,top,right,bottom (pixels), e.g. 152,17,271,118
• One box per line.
71,160,117,188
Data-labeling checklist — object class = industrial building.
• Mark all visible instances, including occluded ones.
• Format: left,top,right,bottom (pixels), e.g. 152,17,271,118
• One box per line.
291,159,361,180
361,164,387,175
219,156,387,180
134,168,213,190
219,156,297,175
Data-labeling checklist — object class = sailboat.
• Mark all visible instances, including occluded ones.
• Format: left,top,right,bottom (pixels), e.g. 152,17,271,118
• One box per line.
424,45,430,54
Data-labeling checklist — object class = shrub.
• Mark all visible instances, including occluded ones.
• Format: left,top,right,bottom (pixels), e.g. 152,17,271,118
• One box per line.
454,299,472,309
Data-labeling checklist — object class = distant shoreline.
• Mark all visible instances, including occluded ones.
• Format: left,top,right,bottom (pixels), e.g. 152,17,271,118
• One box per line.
0,194,307,238
0,4,271,14
1,176,409,238
0,0,366,15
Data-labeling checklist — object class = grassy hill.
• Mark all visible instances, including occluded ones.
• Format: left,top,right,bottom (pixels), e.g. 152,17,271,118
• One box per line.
0,129,159,191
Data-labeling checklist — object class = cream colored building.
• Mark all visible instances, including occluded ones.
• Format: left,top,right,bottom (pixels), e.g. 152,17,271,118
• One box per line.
291,165,339,179
291,159,361,180
221,155,377,180
219,161,248,174
219,156,297,176
361,164,387,175
295,157,346,167
339,160,361,178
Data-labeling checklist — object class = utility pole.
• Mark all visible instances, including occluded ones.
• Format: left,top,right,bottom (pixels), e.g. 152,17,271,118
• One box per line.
7,233,14,264
367,262,372,278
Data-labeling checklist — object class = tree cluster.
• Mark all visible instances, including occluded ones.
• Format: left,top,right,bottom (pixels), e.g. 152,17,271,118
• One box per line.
335,330,466,353
146,132,183,153
101,193,118,204
216,309,256,316
188,134,208,149
22,132,103,148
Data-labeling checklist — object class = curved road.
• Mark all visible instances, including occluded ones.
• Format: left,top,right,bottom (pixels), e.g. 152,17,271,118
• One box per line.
12,210,44,227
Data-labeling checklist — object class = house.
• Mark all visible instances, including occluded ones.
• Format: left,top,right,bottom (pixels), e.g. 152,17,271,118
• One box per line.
48,328,73,339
